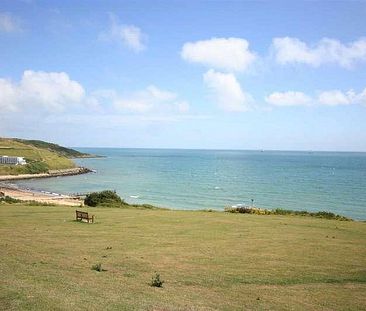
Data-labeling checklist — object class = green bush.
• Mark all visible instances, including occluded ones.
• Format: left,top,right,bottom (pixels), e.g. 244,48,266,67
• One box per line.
84,190,124,207
24,201,56,206
225,206,252,214
225,206,352,221
272,209,351,220
24,161,49,174
0,196,22,204
150,272,164,287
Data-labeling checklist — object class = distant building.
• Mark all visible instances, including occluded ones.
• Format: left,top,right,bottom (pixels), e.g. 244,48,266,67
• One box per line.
0,156,27,165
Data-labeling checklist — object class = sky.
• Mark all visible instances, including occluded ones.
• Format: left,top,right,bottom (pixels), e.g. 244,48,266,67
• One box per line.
0,0,366,151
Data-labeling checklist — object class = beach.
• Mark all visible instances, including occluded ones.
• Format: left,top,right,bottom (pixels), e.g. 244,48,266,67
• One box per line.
0,184,83,206
0,167,90,206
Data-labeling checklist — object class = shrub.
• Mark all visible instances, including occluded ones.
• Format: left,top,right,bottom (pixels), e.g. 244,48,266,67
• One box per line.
150,272,164,287
141,204,155,209
24,161,49,174
24,201,56,206
225,206,270,215
0,196,22,204
225,206,352,221
225,206,252,214
84,190,124,207
311,211,350,221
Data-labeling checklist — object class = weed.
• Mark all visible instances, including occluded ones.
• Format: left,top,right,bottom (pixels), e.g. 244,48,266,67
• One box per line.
150,272,164,287
91,263,102,272
0,196,22,204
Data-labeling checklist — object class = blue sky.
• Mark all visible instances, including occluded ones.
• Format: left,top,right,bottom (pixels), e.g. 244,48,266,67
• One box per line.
1,0,366,151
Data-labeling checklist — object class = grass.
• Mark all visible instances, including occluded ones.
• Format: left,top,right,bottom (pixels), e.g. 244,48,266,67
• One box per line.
13,138,93,158
0,138,76,175
0,204,365,310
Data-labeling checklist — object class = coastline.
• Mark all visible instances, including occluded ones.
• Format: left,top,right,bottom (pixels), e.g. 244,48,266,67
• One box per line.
0,166,91,181
0,167,91,206
0,183,83,206
0,180,357,221
0,162,360,220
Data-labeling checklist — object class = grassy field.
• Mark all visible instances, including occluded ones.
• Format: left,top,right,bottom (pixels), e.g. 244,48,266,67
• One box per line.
0,138,75,175
1,204,365,310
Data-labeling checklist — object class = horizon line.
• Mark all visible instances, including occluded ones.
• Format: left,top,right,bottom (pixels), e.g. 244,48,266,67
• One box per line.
70,146,366,153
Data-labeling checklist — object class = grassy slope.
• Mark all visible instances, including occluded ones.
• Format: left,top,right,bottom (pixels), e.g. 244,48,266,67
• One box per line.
0,138,76,175
0,204,365,310
13,138,91,158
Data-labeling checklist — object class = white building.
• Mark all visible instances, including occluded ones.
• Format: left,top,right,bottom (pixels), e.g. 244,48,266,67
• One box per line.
0,156,27,165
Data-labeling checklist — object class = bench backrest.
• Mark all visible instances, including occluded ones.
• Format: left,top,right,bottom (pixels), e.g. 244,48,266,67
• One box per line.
76,210,89,218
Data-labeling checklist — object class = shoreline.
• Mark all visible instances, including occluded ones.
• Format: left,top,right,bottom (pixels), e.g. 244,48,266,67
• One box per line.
0,166,91,181
0,167,91,206
0,183,83,206
0,167,360,220
0,181,358,221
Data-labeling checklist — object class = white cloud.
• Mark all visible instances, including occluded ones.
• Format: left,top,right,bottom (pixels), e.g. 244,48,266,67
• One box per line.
181,38,256,72
357,89,366,106
1,71,189,117
203,69,253,112
266,88,366,107
265,91,312,107
272,37,366,68
43,113,211,129
92,85,189,114
0,70,85,112
21,70,85,110
318,89,366,106
0,78,18,111
318,90,354,106
145,85,176,102
0,12,22,33
100,14,145,52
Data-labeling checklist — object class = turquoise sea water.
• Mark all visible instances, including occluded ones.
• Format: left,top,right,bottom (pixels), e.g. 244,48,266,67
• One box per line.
13,148,366,220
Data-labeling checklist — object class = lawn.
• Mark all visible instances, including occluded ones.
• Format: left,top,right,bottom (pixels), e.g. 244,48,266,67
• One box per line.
0,204,365,310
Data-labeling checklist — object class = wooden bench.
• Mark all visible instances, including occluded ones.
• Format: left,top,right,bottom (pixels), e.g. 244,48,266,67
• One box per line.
76,210,94,223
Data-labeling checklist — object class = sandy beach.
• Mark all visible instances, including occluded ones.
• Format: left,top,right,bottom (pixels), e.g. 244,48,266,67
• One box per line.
0,184,83,206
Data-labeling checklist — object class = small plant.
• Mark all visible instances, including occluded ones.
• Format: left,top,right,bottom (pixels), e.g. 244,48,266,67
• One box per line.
150,272,164,287
24,200,56,206
91,263,102,272
0,195,22,204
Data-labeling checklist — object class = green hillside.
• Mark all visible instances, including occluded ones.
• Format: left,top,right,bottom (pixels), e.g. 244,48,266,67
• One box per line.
13,138,92,158
0,138,87,175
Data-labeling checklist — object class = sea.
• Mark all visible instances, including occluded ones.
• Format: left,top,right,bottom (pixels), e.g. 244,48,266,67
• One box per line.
12,148,366,220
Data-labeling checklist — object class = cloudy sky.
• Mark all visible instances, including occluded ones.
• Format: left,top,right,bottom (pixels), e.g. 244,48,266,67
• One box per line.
1,0,366,151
